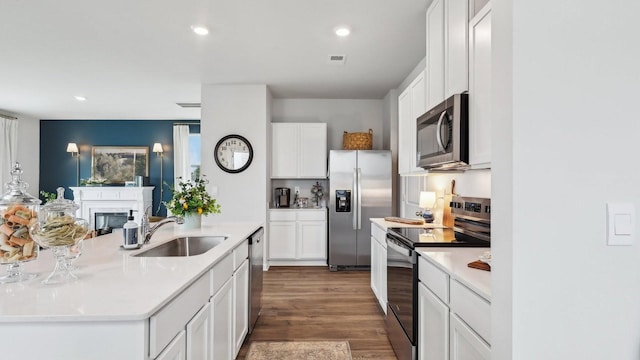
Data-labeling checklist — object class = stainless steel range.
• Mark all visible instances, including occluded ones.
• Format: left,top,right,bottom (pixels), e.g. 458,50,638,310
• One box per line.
385,196,491,360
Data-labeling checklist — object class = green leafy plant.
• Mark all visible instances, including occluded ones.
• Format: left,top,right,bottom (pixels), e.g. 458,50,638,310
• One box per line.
164,176,221,217
40,190,56,203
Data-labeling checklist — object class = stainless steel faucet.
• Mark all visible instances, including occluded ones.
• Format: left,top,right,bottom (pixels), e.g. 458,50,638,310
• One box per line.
142,215,184,245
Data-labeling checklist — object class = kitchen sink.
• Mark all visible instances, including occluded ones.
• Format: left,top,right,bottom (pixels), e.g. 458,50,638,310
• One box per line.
133,236,228,257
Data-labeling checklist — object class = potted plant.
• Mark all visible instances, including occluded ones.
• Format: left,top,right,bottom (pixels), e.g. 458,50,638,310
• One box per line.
164,176,221,229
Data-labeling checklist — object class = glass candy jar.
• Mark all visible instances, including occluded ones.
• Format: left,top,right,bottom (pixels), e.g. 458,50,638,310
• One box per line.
0,162,41,283
30,187,89,284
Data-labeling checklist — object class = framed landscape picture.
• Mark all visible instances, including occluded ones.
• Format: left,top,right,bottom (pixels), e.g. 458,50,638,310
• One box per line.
91,146,149,184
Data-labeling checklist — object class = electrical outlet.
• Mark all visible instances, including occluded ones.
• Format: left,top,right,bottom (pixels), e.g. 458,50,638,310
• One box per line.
294,186,300,194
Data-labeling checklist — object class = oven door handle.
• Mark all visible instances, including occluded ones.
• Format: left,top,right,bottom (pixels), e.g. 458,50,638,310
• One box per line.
386,237,414,258
436,110,448,152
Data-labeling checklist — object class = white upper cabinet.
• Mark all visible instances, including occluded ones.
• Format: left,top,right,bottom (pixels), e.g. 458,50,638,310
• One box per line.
398,70,427,175
426,0,469,110
468,3,492,167
271,123,327,179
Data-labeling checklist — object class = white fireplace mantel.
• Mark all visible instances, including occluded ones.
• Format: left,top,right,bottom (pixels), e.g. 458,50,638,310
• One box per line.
70,186,154,230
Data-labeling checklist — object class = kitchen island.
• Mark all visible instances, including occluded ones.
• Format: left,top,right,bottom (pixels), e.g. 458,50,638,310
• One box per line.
0,221,262,359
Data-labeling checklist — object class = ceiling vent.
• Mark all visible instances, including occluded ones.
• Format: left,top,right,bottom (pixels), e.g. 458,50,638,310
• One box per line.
176,102,201,108
327,54,347,65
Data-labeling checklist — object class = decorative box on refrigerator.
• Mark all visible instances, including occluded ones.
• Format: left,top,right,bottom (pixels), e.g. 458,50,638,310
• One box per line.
329,150,392,270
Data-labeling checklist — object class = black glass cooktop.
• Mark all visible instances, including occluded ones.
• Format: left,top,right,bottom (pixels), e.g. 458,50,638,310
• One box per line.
387,227,489,248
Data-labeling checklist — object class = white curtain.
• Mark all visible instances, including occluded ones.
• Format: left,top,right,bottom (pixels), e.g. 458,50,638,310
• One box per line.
0,118,18,188
173,125,191,184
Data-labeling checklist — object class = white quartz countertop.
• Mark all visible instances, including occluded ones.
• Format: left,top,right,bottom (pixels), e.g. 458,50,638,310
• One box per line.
416,248,491,300
0,221,262,322
370,217,447,229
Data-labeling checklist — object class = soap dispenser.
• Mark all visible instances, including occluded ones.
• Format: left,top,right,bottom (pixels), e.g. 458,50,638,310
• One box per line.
122,210,139,249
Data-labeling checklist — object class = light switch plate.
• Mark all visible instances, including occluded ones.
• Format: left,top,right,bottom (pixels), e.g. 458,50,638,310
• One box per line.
607,203,635,246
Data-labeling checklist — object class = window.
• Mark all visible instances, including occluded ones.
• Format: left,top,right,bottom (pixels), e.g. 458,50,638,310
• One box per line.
189,133,201,180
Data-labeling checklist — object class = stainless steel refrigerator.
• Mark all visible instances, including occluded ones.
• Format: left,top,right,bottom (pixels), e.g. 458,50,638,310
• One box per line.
329,150,392,270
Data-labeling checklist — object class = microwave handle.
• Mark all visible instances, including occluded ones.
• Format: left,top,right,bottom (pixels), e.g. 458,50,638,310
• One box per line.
436,110,448,152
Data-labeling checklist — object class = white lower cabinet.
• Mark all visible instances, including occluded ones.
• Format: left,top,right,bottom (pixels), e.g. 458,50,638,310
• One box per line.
156,330,187,360
370,222,387,313
211,278,234,360
450,313,490,360
418,283,449,360
418,256,490,360
211,240,250,360
186,303,212,360
233,259,250,358
269,209,327,265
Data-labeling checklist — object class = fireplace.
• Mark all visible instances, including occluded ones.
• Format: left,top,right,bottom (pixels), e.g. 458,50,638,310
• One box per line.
95,212,128,235
70,186,154,231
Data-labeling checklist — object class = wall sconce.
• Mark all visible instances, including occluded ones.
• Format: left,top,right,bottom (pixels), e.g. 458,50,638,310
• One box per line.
153,143,164,215
66,143,80,186
416,191,436,223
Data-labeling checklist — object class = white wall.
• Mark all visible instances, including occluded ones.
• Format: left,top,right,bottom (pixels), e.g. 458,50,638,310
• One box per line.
271,99,385,151
17,115,40,194
200,85,269,225
493,0,640,359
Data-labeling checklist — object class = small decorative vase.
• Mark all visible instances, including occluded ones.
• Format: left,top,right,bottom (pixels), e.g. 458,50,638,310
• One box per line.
182,214,202,230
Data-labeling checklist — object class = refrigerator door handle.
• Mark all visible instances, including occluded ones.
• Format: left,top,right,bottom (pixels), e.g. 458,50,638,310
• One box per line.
357,167,362,229
352,168,358,230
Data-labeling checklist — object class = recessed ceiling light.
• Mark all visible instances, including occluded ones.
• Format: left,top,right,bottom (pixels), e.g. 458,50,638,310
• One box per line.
74,95,87,101
335,26,351,37
191,25,209,36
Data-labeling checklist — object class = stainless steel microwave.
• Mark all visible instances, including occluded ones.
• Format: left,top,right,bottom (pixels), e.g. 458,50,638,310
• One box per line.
417,93,469,170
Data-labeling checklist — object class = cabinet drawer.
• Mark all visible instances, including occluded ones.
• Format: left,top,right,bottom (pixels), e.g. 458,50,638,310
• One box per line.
233,240,249,270
211,253,233,296
450,279,491,345
418,256,449,303
371,223,386,245
149,273,209,359
296,210,326,221
269,210,296,221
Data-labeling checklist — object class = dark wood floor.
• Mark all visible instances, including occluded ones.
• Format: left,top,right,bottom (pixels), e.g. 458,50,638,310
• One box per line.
237,266,397,360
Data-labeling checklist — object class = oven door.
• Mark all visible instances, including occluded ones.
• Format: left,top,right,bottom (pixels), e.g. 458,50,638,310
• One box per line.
386,233,417,345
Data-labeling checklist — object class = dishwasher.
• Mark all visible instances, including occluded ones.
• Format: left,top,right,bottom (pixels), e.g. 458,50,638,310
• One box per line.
248,227,264,334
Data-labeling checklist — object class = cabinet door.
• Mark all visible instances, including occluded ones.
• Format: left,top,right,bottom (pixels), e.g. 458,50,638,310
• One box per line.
468,4,492,167
156,330,186,360
269,221,297,259
271,123,298,178
233,259,249,358
398,71,427,175
418,283,449,360
398,86,413,175
426,0,445,109
186,303,212,360
450,313,490,360
445,0,469,98
409,71,427,173
378,239,387,314
299,123,327,178
211,278,233,360
370,236,379,299
298,220,327,260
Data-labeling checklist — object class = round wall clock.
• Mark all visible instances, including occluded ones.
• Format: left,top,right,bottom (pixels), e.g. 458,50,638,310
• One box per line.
214,134,254,173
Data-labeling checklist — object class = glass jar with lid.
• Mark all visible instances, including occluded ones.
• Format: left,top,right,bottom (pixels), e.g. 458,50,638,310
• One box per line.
30,187,89,284
0,162,41,283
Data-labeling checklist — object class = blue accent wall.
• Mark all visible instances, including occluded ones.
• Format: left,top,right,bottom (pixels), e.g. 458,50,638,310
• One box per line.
39,120,200,217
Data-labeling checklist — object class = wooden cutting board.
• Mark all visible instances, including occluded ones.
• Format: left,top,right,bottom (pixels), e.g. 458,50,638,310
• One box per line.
468,260,491,272
384,217,424,225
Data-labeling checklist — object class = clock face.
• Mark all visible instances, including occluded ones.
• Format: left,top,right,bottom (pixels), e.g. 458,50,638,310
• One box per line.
214,135,253,173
